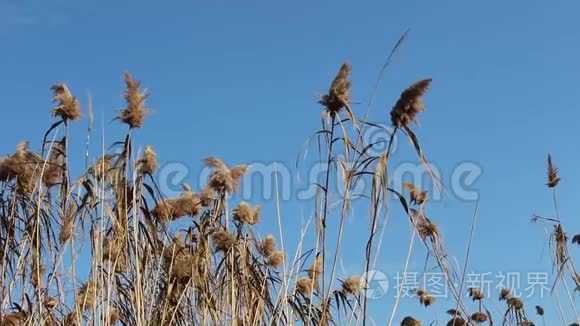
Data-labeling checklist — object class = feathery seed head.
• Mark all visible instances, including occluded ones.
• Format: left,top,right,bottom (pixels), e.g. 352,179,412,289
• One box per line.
342,276,363,294
319,62,352,115
418,293,435,307
109,308,121,325
233,201,261,225
307,257,323,281
403,182,428,205
390,79,431,128
267,251,286,268
470,312,488,323
59,204,76,245
44,297,58,310
137,145,158,175
507,297,524,310
296,277,315,296
119,72,149,128
204,157,249,193
446,309,461,316
446,317,467,326
546,154,560,187
151,186,202,222
51,84,81,121
499,288,511,301
400,316,422,326
468,287,484,301
88,155,114,182
211,229,237,252
76,280,99,311
259,235,277,257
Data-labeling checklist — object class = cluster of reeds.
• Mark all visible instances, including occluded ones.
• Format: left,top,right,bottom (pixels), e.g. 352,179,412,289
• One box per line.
0,74,290,326
0,55,577,326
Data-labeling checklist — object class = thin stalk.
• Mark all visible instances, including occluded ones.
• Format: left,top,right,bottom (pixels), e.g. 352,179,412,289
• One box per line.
320,113,337,297
387,226,417,326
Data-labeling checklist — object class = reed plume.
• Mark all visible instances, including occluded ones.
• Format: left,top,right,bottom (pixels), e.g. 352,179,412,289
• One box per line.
319,62,352,114
211,229,236,252
400,316,422,326
341,276,362,295
51,84,81,121
546,154,561,187
233,201,261,225
390,79,431,127
403,182,428,205
137,145,158,175
470,311,488,323
204,157,249,193
151,184,202,222
118,72,149,128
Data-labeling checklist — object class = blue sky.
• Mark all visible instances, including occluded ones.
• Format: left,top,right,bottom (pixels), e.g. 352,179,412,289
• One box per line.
1,0,579,324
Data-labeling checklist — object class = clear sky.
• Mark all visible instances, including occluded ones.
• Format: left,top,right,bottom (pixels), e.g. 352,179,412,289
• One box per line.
1,0,579,324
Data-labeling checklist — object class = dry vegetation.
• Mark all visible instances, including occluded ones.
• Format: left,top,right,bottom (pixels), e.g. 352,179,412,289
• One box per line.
0,61,578,326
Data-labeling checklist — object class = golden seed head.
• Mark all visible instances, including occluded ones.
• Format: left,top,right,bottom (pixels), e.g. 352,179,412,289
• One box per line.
296,277,315,296
446,317,467,326
403,182,428,205
151,186,202,222
109,308,121,324
259,234,277,257
507,297,524,310
44,296,58,310
390,79,431,128
266,251,286,268
51,83,81,121
319,62,352,115
342,276,362,294
470,312,488,323
307,257,323,281
546,154,561,187
417,291,435,307
211,229,237,252
76,280,99,311
137,145,158,175
59,204,76,245
233,201,261,225
499,288,511,300
119,72,150,128
400,316,422,326
204,157,249,193
468,287,484,301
